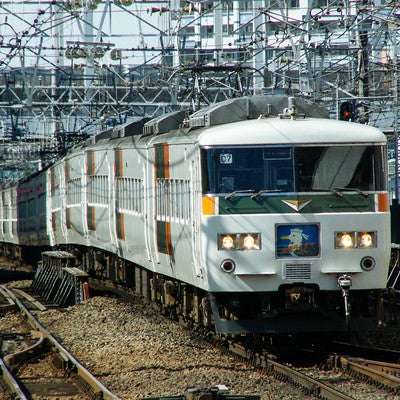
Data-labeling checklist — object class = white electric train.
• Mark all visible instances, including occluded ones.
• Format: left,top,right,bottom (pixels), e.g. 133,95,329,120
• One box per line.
0,95,391,336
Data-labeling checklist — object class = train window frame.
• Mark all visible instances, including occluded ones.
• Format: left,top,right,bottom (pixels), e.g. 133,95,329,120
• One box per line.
155,178,191,225
88,174,109,207
66,176,82,206
116,177,143,215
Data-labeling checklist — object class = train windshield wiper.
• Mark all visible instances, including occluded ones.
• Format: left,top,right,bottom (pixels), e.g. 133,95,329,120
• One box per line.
311,187,344,197
224,189,256,200
251,189,283,199
333,187,369,198
311,187,368,198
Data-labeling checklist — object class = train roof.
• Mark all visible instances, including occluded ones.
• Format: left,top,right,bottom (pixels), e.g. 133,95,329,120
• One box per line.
197,117,387,146
86,95,328,144
80,94,386,149
143,94,329,135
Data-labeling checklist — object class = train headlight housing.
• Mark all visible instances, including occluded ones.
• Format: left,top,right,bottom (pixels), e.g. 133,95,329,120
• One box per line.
218,233,261,250
335,231,376,249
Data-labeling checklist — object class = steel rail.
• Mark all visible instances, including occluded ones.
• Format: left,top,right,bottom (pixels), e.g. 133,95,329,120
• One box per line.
0,358,29,400
11,287,47,311
0,285,16,309
0,285,121,400
340,356,400,390
227,342,355,400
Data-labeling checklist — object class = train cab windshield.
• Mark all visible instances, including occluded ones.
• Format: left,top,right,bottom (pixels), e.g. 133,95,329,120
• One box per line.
201,145,387,194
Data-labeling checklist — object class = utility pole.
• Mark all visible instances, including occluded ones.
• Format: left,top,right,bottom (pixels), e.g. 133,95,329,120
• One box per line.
357,2,371,124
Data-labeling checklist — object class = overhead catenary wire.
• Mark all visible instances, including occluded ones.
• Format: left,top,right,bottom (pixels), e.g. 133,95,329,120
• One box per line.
0,1,397,157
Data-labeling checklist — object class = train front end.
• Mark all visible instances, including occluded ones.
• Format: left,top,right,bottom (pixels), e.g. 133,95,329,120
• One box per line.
198,113,390,335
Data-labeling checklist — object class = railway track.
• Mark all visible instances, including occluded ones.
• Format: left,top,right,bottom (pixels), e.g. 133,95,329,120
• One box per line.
0,285,121,400
339,356,400,392
2,280,400,400
226,339,400,399
224,341,354,400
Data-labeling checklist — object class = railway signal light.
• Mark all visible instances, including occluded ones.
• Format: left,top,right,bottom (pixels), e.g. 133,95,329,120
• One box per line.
339,101,354,121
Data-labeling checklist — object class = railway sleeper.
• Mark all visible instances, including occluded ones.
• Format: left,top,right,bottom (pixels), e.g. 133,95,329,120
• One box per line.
76,374,103,400
51,350,74,373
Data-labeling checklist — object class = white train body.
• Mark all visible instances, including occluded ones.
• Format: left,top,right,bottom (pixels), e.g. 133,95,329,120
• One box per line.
0,95,391,334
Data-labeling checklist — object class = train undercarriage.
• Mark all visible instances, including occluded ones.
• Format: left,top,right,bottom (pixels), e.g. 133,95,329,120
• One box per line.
0,242,383,343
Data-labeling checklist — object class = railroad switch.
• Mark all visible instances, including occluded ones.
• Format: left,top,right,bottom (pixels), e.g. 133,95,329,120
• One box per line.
141,385,260,400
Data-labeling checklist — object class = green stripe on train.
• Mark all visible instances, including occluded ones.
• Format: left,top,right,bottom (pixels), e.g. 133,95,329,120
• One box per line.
219,194,374,214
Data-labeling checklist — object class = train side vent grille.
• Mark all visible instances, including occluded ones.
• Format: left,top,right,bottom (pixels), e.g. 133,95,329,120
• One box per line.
283,263,312,280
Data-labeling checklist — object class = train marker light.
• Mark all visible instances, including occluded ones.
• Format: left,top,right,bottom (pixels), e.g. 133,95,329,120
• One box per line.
360,256,376,271
220,259,236,273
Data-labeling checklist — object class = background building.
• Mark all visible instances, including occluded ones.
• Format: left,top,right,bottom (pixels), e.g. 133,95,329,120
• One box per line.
0,0,399,195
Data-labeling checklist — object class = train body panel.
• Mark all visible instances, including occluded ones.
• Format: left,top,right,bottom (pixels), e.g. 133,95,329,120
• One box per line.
0,95,391,335
18,171,48,247
201,210,390,293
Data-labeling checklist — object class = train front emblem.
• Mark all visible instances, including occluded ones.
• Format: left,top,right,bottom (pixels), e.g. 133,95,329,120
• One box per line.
277,224,319,258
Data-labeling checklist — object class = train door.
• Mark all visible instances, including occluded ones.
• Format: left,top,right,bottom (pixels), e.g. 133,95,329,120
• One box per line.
154,143,172,261
114,148,124,256
142,161,152,262
144,146,158,265
106,150,118,253
191,159,203,278
60,161,68,241
46,168,55,246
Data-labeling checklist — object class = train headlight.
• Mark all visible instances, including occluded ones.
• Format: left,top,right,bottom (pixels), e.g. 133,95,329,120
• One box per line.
335,231,377,249
358,232,376,248
243,234,255,250
221,235,234,250
335,232,355,249
218,233,261,250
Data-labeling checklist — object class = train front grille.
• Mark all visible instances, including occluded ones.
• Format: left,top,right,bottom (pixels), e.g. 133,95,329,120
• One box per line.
282,263,312,280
